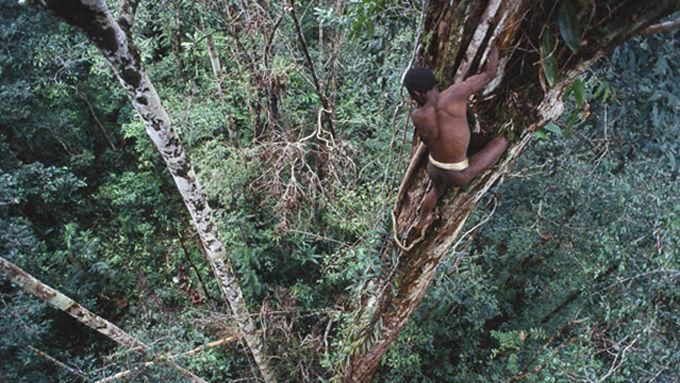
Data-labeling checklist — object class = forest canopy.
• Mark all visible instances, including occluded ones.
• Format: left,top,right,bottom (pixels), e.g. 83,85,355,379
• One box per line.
1,0,678,382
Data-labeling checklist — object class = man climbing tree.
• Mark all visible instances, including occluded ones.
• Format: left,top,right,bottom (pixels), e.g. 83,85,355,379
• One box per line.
343,1,678,382
403,46,508,246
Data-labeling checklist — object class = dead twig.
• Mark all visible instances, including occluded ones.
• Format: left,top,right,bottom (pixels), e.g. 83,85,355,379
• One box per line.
28,345,86,380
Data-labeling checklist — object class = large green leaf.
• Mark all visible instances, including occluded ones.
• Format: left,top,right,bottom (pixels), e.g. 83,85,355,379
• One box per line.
559,0,581,52
543,122,562,136
572,78,586,107
541,32,558,87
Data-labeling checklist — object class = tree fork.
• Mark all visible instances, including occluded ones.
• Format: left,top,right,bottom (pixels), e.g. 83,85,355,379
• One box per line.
341,1,677,382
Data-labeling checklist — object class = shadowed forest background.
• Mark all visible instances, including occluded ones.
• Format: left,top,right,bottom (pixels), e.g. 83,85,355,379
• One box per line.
1,0,678,382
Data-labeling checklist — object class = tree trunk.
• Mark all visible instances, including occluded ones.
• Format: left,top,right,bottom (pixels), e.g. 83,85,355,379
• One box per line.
206,34,224,98
0,257,205,383
342,1,677,382
290,0,336,138
205,33,238,143
170,0,187,84
31,1,276,382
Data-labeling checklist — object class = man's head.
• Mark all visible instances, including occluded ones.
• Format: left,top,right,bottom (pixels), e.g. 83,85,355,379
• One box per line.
404,67,437,105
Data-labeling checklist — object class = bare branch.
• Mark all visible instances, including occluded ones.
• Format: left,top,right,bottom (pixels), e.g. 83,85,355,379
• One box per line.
94,336,239,383
28,345,87,380
289,0,335,137
0,256,206,383
264,4,287,69
289,0,323,103
641,17,680,35
180,335,239,357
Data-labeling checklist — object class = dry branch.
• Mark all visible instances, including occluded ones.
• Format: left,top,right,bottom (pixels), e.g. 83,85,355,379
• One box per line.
0,257,205,383
28,345,87,380
93,336,239,383
290,0,335,138
641,17,680,35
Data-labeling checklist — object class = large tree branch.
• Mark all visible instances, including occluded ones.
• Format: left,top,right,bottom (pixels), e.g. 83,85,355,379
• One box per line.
0,257,205,383
641,17,680,35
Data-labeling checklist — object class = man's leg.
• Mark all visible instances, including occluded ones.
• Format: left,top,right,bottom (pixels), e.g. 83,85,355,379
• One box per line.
467,132,494,156
419,181,442,225
460,136,508,183
403,137,507,245
407,179,444,243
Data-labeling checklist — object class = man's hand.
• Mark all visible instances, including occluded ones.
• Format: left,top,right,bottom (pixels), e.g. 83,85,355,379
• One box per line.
440,45,501,102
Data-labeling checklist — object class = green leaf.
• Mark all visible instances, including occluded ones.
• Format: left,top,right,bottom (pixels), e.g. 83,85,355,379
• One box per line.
558,0,581,52
572,78,586,107
564,110,578,136
541,32,558,87
593,81,606,99
533,130,549,140
544,122,562,136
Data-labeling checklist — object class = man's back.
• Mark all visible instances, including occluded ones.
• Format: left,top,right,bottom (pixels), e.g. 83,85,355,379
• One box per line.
411,47,500,164
411,91,470,163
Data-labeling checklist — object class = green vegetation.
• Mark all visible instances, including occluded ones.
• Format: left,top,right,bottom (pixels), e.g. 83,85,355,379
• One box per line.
1,0,677,382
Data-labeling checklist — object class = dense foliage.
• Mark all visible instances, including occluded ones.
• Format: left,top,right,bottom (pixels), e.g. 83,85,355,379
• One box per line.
0,0,677,382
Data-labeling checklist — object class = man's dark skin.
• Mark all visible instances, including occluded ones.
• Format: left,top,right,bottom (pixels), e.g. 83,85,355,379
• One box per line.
405,47,508,236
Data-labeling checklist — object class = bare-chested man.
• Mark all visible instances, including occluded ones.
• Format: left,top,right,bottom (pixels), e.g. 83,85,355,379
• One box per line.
404,47,508,236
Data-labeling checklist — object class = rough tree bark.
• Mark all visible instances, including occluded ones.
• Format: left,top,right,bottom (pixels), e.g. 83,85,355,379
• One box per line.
342,1,678,382
0,257,205,382
29,1,276,382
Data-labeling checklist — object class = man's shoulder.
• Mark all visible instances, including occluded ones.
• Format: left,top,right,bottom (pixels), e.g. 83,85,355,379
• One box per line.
438,85,467,104
436,90,467,116
411,105,433,119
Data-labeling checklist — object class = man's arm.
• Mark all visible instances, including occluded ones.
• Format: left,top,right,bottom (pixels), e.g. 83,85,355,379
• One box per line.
440,47,499,103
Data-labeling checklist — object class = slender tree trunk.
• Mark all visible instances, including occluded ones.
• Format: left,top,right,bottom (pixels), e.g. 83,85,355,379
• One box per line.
206,34,224,98
324,0,345,131
290,0,336,138
0,257,205,383
263,4,286,136
170,0,187,84
342,1,677,382
205,33,237,143
31,1,276,382
222,3,268,141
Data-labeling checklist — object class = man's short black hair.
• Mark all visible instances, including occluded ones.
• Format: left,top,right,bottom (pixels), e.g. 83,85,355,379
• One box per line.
404,67,437,93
